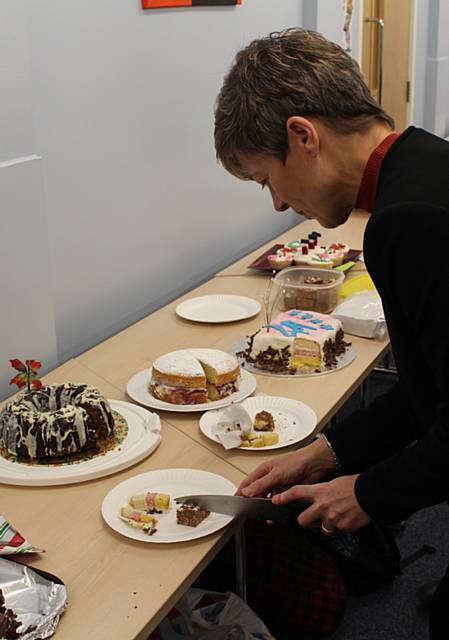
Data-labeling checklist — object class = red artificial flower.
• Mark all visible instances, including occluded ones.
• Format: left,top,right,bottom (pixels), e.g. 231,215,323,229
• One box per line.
10,359,26,372
9,374,26,389
26,359,42,371
9,358,43,391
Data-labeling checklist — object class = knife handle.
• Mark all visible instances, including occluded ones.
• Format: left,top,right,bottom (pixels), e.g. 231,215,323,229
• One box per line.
279,500,312,523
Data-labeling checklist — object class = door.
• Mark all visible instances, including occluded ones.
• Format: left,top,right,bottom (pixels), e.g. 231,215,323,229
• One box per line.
361,0,414,132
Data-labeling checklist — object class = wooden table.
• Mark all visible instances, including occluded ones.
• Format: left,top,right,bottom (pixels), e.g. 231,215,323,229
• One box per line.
77,212,389,475
1,361,244,640
1,211,388,638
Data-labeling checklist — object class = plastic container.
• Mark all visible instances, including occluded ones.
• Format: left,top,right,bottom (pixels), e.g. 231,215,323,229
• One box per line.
273,267,345,314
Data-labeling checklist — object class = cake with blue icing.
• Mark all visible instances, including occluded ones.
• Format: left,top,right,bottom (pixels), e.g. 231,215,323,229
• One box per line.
241,309,348,373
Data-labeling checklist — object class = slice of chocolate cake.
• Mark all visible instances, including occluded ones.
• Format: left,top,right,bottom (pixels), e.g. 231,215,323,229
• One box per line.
0,589,21,639
176,503,210,527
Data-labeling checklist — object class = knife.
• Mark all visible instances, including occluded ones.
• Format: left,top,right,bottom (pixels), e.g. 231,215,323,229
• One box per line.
174,494,311,523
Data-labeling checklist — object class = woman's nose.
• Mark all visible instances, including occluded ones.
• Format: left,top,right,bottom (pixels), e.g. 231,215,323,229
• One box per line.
269,185,289,212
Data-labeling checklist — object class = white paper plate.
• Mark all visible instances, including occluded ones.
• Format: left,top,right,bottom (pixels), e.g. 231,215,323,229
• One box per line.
230,339,356,378
102,468,236,543
176,295,260,324
200,396,317,451
0,401,161,486
126,368,257,412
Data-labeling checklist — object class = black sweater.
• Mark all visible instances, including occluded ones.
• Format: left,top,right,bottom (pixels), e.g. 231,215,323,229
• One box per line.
326,127,449,524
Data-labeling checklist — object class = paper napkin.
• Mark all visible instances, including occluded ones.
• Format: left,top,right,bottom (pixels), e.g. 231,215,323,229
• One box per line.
213,403,252,450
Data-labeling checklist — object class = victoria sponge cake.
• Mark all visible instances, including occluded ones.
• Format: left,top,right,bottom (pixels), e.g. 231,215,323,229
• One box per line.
150,348,240,405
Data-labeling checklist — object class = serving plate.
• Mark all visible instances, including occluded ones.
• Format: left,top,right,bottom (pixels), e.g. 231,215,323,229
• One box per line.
127,368,257,412
176,294,260,323
102,468,236,543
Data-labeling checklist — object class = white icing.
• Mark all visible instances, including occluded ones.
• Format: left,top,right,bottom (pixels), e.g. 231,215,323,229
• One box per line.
188,349,238,374
153,349,238,377
153,351,205,377
250,310,342,367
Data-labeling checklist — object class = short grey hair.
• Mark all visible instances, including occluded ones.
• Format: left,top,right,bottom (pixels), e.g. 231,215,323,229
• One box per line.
214,28,394,178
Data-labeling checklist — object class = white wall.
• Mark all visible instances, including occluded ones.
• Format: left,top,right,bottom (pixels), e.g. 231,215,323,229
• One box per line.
422,0,449,136
1,0,303,399
316,0,361,62
409,0,449,136
410,0,429,128
0,3,58,399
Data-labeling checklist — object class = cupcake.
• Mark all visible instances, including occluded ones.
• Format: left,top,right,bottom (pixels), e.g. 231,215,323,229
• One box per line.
327,248,345,266
267,254,293,270
329,242,350,258
293,250,312,265
307,255,334,269
285,240,302,250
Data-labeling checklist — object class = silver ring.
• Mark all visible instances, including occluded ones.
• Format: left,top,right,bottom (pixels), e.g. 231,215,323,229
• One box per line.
321,521,335,536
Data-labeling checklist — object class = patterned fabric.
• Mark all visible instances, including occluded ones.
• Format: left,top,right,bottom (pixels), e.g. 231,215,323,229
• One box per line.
199,520,346,637
355,132,400,213
243,521,346,636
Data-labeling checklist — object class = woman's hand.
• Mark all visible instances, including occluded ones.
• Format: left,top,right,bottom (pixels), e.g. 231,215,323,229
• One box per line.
236,436,337,498
272,474,371,532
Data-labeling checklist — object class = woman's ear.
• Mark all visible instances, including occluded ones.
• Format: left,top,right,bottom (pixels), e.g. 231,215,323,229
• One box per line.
286,116,319,157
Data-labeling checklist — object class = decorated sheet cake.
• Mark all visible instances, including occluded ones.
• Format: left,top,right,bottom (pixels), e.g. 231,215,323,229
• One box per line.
238,309,350,374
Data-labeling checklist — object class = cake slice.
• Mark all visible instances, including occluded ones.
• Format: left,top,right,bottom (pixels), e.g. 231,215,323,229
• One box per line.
176,503,210,527
253,410,275,431
120,506,158,534
0,589,21,640
189,349,240,401
240,430,279,447
130,492,170,512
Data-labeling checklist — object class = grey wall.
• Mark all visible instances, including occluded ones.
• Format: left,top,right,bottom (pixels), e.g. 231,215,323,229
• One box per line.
0,0,303,400
2,0,448,400
316,0,361,62
422,0,449,136
0,3,58,398
410,0,429,128
303,0,361,62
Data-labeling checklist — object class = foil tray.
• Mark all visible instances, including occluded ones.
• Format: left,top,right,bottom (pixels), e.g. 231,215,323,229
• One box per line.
0,557,67,639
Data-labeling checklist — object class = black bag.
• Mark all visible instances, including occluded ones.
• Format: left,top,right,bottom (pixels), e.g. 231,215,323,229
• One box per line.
302,520,401,595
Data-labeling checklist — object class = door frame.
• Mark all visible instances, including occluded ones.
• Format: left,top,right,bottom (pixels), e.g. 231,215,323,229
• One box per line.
357,0,417,126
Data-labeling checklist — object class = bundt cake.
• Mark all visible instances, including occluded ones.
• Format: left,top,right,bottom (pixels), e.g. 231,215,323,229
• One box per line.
0,383,115,461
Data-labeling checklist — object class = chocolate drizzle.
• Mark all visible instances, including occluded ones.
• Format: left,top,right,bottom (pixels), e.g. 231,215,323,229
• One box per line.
0,384,115,461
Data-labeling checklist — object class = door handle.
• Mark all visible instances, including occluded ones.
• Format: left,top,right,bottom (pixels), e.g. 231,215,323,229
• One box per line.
365,17,385,104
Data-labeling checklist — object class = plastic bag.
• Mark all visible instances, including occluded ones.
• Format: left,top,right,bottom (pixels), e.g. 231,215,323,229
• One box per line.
332,290,387,339
148,588,275,640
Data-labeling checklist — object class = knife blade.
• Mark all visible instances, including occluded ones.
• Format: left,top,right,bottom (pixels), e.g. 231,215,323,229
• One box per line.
174,494,311,523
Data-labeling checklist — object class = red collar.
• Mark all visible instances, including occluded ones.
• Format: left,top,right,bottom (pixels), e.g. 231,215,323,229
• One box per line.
356,132,400,212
